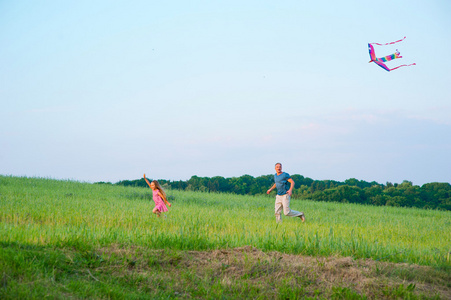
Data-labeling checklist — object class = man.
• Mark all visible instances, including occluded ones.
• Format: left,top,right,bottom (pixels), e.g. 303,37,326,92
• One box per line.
267,163,305,223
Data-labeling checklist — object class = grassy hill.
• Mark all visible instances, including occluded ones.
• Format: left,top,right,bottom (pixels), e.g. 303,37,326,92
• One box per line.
1,175,450,299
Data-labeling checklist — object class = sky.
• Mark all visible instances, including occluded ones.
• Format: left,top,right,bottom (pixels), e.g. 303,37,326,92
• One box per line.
1,0,450,186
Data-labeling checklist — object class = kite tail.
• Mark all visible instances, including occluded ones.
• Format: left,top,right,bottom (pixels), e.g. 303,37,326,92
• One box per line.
371,36,406,46
388,63,416,71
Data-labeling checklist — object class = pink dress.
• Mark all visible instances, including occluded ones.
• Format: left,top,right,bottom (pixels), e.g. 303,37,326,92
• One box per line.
153,190,168,212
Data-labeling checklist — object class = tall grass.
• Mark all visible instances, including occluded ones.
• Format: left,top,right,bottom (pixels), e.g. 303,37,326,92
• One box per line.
1,175,450,268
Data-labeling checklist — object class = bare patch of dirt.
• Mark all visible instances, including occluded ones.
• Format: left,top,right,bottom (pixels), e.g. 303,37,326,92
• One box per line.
98,244,450,299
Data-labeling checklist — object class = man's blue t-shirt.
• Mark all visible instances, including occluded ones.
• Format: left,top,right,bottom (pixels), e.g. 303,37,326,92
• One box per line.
274,172,291,195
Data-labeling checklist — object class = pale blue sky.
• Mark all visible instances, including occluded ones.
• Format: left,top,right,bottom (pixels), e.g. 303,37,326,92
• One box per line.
1,1,450,185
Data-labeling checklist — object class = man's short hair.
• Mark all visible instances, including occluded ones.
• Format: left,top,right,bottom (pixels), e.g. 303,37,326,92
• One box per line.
275,162,282,167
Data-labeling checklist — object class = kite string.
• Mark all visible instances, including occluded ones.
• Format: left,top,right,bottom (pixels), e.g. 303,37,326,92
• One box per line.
370,36,406,46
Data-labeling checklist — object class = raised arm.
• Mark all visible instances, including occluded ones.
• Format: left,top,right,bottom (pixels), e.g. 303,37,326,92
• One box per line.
143,174,152,188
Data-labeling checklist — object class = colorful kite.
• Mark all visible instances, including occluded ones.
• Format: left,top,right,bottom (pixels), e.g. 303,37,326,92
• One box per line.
368,36,416,72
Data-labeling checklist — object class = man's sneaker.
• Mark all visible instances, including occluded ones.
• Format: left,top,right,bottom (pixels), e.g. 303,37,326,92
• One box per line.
299,214,305,223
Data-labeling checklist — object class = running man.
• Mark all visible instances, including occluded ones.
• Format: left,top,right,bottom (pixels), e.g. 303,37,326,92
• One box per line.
267,163,305,223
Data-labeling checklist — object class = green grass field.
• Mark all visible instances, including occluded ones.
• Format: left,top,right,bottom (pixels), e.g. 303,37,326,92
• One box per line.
1,175,450,299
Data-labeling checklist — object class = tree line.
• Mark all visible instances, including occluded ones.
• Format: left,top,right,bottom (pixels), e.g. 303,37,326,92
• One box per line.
102,175,451,211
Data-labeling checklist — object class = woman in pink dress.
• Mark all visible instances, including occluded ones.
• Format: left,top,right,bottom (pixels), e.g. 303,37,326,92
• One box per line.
144,174,171,217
